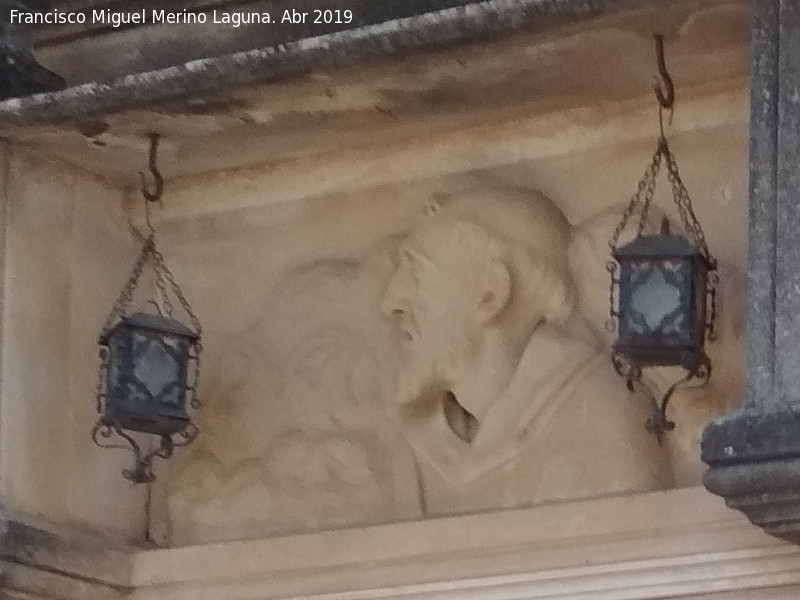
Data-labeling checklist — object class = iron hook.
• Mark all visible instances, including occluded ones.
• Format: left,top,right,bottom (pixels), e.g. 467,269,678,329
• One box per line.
139,133,164,202
652,34,674,110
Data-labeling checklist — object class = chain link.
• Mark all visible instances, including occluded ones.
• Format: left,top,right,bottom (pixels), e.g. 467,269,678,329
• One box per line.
609,135,715,268
100,210,202,343
663,143,714,265
608,144,663,251
99,215,204,411
154,268,175,318
99,236,155,341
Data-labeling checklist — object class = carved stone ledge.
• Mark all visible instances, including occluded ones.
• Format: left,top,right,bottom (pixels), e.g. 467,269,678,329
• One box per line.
702,409,800,543
0,489,799,599
0,511,131,600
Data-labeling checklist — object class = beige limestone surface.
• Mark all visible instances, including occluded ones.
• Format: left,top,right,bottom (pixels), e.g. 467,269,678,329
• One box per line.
6,487,800,600
160,97,747,543
1,149,150,540
0,0,749,550
4,0,749,188
0,89,749,546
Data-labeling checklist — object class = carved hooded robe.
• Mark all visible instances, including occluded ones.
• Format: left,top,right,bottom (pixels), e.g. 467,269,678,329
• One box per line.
394,325,673,515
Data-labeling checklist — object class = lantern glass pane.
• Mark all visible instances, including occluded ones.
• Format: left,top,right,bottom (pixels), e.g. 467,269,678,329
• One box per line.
622,259,691,343
131,332,182,406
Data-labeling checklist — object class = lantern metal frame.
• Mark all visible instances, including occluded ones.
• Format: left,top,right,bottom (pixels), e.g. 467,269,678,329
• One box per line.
93,134,203,484
606,35,719,441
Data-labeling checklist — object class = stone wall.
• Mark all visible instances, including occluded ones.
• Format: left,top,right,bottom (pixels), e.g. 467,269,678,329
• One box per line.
1,149,147,540
0,81,748,548
145,89,748,544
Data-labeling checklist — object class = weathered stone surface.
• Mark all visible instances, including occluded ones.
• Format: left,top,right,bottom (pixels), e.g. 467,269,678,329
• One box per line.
0,0,721,128
741,0,778,407
774,0,800,405
0,45,64,100
32,0,655,85
0,511,131,599
0,1,64,100
6,488,800,599
162,118,747,542
702,0,800,545
0,0,751,190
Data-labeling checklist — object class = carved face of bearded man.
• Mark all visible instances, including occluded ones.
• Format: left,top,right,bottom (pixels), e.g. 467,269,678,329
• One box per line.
381,189,577,425
382,220,493,405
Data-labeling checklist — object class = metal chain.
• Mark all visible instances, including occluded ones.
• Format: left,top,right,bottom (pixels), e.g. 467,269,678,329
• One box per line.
663,142,715,265
100,204,202,342
154,268,176,318
635,142,664,239
142,200,176,317
149,246,202,337
608,144,663,251
148,240,204,409
99,236,155,341
609,134,715,268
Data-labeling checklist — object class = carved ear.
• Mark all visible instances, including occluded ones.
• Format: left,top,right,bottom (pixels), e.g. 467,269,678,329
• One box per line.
476,251,511,323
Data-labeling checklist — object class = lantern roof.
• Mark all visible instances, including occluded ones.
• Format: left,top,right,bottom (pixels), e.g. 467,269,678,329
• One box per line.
101,311,197,344
614,232,704,259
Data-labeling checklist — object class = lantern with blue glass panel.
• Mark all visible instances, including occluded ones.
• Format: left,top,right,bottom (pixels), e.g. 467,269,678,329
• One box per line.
100,312,197,437
613,218,712,370
93,134,202,484
607,138,717,440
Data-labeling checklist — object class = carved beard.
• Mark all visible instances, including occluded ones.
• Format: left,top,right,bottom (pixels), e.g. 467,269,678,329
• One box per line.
394,338,480,444
393,325,472,411
395,352,441,409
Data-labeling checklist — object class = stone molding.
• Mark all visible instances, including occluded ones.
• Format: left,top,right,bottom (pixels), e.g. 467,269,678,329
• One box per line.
126,488,800,599
0,0,664,126
6,488,798,599
0,488,800,600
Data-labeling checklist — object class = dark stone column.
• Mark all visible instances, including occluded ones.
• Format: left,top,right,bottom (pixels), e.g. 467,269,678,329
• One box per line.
0,0,63,100
702,0,800,543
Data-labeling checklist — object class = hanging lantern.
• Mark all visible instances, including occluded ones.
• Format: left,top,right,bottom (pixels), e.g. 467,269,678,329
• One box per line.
100,312,197,436
93,134,203,484
606,35,718,440
613,216,712,370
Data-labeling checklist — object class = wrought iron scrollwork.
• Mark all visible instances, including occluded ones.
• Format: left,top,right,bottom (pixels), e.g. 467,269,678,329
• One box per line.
706,272,720,342
612,349,712,444
606,261,619,332
646,356,711,443
91,421,200,484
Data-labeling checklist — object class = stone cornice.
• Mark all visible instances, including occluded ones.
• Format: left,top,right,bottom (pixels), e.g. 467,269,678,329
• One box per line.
0,0,656,126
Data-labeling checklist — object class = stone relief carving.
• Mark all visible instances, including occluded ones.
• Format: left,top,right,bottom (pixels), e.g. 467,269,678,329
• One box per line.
381,188,674,515
168,256,421,544
168,184,742,542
